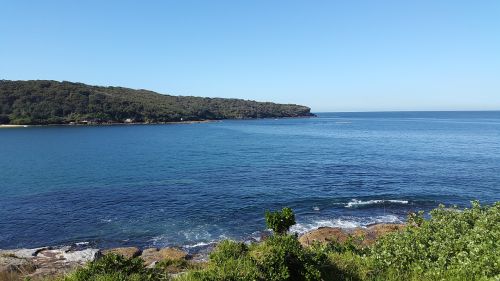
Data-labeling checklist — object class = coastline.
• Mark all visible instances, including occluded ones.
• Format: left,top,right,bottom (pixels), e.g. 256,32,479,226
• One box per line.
0,115,316,128
0,124,30,128
0,120,215,128
0,223,403,279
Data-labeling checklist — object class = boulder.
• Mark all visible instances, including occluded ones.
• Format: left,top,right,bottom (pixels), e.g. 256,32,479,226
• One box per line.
140,247,188,266
298,227,349,247
352,223,405,246
28,248,100,279
0,254,37,275
0,247,46,259
102,247,141,259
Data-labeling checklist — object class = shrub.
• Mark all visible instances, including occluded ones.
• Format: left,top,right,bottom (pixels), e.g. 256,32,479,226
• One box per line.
178,240,260,281
209,240,249,266
370,201,500,280
265,207,296,235
250,234,324,281
0,114,9,124
61,253,168,281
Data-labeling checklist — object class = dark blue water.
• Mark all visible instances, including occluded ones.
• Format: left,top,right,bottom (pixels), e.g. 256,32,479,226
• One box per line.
1,112,499,251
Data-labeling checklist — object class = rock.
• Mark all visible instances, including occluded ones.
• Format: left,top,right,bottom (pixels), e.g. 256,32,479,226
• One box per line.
298,227,349,247
63,248,100,263
25,248,101,279
298,224,405,248
140,247,188,266
0,254,37,275
352,223,405,246
0,247,47,259
102,247,141,259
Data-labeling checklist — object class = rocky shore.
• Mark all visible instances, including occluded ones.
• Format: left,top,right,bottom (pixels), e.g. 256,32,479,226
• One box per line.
0,223,404,280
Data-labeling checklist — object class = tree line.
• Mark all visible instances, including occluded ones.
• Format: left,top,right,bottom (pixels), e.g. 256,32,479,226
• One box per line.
0,80,313,125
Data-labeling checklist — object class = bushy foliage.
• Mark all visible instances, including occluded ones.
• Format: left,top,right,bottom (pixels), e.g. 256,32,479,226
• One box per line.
181,236,327,281
61,254,168,281
250,234,326,281
59,202,499,281
265,207,296,235
370,201,500,280
179,240,260,281
0,80,313,125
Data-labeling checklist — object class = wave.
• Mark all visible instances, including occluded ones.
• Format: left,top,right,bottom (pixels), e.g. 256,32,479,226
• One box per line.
290,215,403,234
345,199,409,208
182,241,216,249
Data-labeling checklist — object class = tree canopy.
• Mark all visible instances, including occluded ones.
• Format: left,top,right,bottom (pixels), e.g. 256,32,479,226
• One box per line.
0,80,313,125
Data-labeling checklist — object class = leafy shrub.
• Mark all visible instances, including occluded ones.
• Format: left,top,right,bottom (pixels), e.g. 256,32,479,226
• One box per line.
181,235,327,281
180,241,260,281
209,240,249,266
60,202,499,281
61,253,168,281
370,201,500,280
250,234,324,281
265,207,296,235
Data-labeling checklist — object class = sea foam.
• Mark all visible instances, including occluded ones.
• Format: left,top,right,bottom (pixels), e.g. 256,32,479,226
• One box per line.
345,199,409,208
290,215,402,235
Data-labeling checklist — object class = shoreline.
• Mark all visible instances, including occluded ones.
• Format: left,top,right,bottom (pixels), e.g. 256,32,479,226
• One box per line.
0,223,404,279
0,115,316,128
0,120,215,128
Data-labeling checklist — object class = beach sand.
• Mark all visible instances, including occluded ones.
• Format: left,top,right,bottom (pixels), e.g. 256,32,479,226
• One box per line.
0,124,29,128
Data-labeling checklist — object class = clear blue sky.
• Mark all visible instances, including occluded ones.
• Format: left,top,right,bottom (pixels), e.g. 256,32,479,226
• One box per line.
1,1,499,112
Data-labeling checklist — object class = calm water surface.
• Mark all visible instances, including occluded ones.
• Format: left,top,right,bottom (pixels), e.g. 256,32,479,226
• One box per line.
1,112,499,250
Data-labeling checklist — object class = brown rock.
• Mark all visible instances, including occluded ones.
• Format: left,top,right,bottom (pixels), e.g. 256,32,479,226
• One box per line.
102,247,141,259
140,247,188,266
352,223,405,246
298,227,349,247
0,254,37,275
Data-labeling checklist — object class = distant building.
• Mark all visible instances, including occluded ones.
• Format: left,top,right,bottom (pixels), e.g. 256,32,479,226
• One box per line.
124,118,134,123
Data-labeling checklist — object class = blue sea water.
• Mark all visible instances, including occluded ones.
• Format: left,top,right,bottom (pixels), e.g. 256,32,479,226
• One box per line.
1,111,499,251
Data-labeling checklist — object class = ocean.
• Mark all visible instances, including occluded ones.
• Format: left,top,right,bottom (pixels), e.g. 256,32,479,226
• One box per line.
1,111,499,251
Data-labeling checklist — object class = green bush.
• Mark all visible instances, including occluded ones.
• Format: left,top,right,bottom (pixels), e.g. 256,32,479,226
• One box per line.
250,234,325,281
179,241,260,281
370,201,500,280
59,202,499,281
209,240,249,266
61,253,168,281
265,207,296,235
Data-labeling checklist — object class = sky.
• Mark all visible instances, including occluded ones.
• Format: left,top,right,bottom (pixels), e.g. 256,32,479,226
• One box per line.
1,1,499,112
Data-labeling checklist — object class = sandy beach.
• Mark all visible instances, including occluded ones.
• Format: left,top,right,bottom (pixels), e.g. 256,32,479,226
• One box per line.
0,124,29,128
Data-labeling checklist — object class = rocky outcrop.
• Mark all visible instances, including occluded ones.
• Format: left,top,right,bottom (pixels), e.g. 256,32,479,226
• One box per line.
140,247,189,267
353,223,405,246
298,223,405,247
0,223,403,279
102,247,141,259
0,245,190,279
0,247,100,279
298,227,349,247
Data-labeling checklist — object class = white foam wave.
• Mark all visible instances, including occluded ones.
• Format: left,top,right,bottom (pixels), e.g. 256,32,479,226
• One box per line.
75,241,89,246
183,241,215,249
290,215,403,235
345,199,408,208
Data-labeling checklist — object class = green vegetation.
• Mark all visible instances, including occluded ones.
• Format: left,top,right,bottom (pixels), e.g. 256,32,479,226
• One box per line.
265,207,296,235
55,202,498,281
0,80,313,125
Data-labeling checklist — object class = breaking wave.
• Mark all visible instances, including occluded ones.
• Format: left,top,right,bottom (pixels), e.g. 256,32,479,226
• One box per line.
345,199,409,208
290,215,403,234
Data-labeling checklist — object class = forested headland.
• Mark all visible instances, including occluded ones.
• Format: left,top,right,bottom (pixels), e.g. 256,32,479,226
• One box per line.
0,80,314,125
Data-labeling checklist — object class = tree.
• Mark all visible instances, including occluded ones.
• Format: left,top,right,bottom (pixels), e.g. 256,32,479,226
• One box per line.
265,207,296,235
